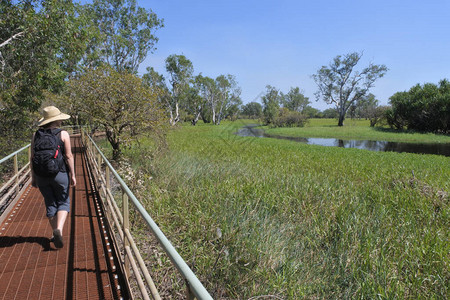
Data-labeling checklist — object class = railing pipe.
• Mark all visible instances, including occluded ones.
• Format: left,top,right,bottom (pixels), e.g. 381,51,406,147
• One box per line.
123,191,130,277
85,133,212,300
123,228,161,299
124,244,152,300
0,144,30,164
1,144,31,208
0,170,30,206
0,163,30,195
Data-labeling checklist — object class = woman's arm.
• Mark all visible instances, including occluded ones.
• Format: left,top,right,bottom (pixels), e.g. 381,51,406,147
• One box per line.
61,130,76,187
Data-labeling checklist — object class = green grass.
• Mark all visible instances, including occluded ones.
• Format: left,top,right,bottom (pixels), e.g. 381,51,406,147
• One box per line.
264,118,450,143
114,120,449,298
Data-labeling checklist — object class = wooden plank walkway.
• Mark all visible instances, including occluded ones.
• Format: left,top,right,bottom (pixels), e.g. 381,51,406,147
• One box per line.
0,136,129,299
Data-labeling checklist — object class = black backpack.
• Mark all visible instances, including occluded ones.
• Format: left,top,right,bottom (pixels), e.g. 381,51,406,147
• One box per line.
32,128,65,177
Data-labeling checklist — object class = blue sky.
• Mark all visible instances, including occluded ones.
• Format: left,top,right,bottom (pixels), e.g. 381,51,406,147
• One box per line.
138,0,450,110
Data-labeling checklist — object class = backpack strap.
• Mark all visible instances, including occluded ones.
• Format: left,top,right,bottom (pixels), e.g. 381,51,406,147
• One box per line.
52,128,64,149
51,128,63,136
52,128,67,172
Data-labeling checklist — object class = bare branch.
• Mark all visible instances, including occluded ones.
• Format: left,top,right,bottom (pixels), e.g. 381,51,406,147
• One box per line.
0,31,25,48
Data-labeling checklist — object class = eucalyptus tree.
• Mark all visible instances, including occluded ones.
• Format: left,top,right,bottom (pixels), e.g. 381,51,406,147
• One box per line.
355,93,379,119
224,96,243,121
194,75,216,124
303,106,322,118
142,66,171,111
184,85,204,125
194,74,241,125
214,74,241,125
312,52,387,126
165,54,194,125
242,102,263,119
281,87,310,113
261,85,281,125
81,0,163,72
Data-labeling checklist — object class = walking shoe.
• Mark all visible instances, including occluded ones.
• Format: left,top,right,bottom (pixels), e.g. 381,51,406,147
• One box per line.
53,229,63,248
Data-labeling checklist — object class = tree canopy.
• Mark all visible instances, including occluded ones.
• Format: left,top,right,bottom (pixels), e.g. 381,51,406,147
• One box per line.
261,85,281,125
61,66,167,159
387,79,450,133
281,87,310,113
312,52,387,126
164,54,194,125
0,0,88,154
81,0,163,72
213,74,242,125
242,102,263,119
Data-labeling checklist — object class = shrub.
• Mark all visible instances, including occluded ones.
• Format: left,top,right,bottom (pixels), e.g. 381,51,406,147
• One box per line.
387,79,450,133
272,108,308,128
368,105,390,127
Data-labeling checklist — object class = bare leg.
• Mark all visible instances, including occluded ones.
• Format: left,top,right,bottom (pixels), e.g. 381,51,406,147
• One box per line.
48,216,57,231
55,210,69,233
48,210,68,248
48,211,68,232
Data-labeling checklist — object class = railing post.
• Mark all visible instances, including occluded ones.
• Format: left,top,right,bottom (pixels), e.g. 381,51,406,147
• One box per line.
106,167,110,191
105,166,111,219
186,280,196,300
14,154,19,195
96,154,102,190
123,190,130,278
97,153,102,171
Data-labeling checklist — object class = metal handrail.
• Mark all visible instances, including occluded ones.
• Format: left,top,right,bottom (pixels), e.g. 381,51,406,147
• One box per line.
0,144,31,208
81,129,213,300
0,144,31,165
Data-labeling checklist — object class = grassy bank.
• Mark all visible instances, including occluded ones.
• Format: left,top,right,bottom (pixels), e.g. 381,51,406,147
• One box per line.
118,120,449,298
264,118,450,143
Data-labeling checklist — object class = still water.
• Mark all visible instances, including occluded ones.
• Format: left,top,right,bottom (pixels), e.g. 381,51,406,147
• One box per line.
235,125,450,157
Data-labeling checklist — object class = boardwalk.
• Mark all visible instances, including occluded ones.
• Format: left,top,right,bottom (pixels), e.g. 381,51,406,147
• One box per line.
0,136,129,299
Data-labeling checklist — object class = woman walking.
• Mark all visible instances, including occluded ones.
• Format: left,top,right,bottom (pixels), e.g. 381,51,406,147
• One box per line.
30,106,76,248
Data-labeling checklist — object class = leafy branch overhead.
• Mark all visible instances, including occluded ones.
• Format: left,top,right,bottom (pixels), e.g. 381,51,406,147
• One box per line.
81,0,163,72
0,0,89,153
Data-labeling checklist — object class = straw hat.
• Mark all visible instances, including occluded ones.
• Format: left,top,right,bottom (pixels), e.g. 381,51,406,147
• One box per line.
38,106,70,127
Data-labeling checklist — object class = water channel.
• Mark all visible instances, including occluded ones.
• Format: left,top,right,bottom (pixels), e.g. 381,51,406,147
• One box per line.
235,125,450,157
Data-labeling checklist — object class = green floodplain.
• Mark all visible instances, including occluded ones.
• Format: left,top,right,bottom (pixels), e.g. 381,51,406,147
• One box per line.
115,119,449,298
265,118,450,143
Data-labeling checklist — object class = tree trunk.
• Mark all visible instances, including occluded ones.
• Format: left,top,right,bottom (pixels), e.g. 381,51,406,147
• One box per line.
191,111,201,125
106,129,121,160
169,102,180,126
112,147,121,161
169,110,175,126
174,102,180,123
338,114,345,126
